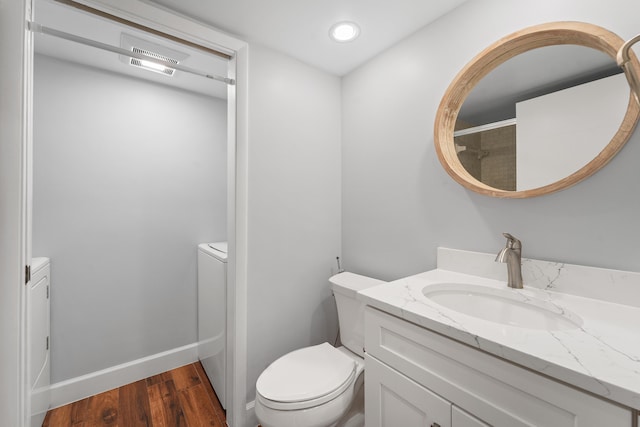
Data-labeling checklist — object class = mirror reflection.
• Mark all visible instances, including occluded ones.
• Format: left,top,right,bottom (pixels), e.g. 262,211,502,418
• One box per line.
454,45,629,191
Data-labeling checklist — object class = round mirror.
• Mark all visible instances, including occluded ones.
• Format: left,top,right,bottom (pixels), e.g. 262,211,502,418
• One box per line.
434,22,640,198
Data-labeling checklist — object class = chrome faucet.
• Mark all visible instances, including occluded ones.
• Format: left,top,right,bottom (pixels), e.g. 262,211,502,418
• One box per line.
496,233,523,289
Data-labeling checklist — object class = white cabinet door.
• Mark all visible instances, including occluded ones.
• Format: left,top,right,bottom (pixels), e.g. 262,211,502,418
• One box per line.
366,354,451,427
365,307,633,427
197,247,227,408
28,267,49,391
28,259,51,427
452,406,489,427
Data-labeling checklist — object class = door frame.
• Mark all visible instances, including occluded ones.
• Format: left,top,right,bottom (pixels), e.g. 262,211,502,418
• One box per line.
8,1,250,426
0,1,33,426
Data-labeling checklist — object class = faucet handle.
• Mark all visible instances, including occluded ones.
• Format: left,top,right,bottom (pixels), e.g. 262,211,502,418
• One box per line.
502,232,521,249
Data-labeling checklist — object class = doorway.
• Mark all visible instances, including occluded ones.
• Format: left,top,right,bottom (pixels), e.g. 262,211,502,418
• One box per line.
20,1,248,426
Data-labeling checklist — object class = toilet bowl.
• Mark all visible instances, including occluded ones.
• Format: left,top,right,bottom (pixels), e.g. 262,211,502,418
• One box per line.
255,272,385,427
255,343,364,427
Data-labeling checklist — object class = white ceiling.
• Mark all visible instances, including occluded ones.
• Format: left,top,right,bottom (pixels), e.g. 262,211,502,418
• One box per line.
34,0,621,113
147,0,469,76
33,0,469,97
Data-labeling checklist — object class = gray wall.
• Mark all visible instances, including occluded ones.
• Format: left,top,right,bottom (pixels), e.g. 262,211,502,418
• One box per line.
246,44,342,402
342,0,640,281
33,55,227,382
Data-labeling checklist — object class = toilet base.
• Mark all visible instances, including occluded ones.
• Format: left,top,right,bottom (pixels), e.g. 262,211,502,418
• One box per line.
335,379,364,427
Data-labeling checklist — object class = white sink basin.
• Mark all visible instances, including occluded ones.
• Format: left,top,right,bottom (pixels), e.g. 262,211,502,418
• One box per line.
422,283,583,331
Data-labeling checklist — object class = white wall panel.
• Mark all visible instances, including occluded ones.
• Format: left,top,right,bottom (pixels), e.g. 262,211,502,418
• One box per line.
245,44,342,403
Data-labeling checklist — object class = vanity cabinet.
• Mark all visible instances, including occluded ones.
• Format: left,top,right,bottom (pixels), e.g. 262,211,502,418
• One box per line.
364,307,633,427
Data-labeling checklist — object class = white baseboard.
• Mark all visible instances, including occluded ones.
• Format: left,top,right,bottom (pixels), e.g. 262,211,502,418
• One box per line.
49,343,198,409
246,399,258,427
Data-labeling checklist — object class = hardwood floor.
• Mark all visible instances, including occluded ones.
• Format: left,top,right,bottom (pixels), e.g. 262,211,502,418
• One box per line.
42,362,226,427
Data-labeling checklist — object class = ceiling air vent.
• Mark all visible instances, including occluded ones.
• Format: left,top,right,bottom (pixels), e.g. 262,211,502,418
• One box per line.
130,47,178,76
119,33,189,77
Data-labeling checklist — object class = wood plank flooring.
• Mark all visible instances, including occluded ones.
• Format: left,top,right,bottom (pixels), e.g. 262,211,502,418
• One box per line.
42,362,226,427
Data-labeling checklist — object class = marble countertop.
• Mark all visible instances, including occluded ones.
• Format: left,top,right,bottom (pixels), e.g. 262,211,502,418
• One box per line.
358,268,640,410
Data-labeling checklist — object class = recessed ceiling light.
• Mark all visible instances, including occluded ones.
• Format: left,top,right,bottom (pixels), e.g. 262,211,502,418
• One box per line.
329,22,360,43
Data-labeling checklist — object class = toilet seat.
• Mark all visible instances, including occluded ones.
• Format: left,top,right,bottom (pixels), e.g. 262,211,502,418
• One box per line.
256,343,357,411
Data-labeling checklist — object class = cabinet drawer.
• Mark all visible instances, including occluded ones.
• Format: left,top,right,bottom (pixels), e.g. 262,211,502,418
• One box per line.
366,354,451,427
365,307,632,427
452,406,490,427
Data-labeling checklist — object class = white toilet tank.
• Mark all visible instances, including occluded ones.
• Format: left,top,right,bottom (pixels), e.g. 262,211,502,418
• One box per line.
330,272,385,358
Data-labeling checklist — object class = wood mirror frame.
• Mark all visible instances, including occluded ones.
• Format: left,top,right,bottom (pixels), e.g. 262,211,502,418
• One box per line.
434,21,640,198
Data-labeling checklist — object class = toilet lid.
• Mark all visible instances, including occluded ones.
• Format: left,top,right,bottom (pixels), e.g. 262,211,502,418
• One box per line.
256,343,356,407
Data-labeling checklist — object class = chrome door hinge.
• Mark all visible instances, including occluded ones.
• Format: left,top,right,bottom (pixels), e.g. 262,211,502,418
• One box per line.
25,265,31,284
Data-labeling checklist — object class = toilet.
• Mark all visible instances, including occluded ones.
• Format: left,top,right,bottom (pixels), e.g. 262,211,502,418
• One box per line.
255,272,385,427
